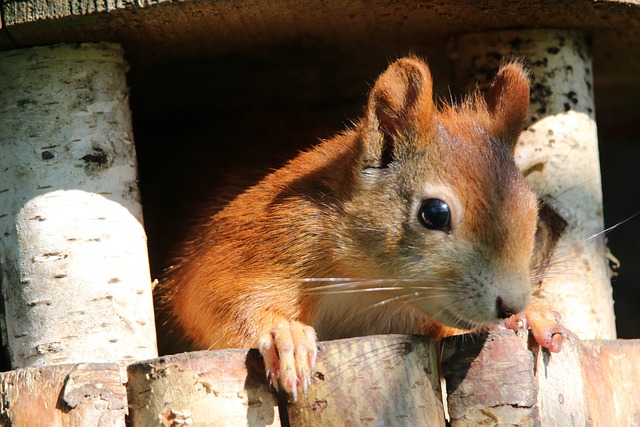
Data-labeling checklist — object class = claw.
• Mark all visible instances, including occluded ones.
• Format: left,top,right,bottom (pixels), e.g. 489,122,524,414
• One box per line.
257,320,318,400
503,305,574,353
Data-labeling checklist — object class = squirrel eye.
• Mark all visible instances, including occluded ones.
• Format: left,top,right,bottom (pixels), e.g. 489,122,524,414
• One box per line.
418,199,451,232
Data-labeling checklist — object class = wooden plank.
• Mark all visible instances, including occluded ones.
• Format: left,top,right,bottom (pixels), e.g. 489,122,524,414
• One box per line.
580,339,640,426
0,362,126,426
127,349,281,427
3,1,636,170
287,335,444,427
1,0,639,92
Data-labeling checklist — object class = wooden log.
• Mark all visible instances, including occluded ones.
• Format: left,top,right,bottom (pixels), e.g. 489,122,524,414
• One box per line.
450,29,616,340
0,333,622,426
532,334,587,426
443,330,640,426
0,43,157,368
127,335,443,427
441,330,540,426
127,349,280,427
0,362,126,426
287,335,444,427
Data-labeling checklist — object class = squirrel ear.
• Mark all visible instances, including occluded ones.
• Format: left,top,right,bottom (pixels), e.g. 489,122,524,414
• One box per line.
485,63,530,147
363,57,434,167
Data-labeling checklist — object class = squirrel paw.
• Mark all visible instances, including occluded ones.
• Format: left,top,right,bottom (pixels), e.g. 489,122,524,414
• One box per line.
503,306,574,353
257,320,317,400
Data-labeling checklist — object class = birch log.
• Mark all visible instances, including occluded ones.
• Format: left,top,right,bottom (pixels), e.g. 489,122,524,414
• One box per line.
288,335,444,427
127,349,281,427
442,330,640,426
450,30,615,340
0,43,157,368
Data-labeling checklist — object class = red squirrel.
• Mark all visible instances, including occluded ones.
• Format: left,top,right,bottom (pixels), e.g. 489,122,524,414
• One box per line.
157,57,569,399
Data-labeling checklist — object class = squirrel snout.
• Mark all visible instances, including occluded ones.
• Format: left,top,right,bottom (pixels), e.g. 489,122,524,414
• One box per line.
496,296,519,319
495,290,530,319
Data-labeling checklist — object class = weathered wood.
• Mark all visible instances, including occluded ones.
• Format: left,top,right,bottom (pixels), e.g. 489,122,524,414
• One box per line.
1,0,639,117
533,334,587,426
288,335,444,427
0,43,157,368
2,1,640,64
442,330,540,426
1,1,638,140
127,349,280,427
580,339,640,425
0,362,126,426
0,334,631,425
128,336,443,427
443,330,640,426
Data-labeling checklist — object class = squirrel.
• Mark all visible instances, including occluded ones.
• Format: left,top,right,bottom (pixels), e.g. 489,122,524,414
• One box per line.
156,56,569,399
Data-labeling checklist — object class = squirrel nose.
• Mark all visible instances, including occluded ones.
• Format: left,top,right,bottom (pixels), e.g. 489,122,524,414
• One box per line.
496,296,518,319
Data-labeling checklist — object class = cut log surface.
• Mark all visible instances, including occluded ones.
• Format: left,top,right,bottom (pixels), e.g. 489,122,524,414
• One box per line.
534,337,587,427
0,362,126,427
580,339,640,426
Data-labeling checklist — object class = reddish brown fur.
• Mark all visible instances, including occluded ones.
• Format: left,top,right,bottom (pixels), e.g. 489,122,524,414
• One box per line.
158,133,363,349
157,57,542,360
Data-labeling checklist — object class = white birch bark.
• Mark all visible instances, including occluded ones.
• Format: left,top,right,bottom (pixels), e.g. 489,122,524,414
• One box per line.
450,29,616,339
0,43,158,368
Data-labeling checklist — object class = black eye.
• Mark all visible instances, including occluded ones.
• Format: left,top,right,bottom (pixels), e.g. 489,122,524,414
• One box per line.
418,199,451,232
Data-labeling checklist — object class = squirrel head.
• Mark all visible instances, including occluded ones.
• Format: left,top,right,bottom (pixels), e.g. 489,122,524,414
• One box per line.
339,57,537,329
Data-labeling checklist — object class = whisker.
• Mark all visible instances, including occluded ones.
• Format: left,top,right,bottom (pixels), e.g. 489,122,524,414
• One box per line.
277,277,463,295
538,237,604,273
347,227,386,233
402,295,457,317
585,211,640,241
304,283,465,295
409,285,467,291
367,292,420,309
534,190,639,285
306,287,406,295
290,277,457,284
533,270,612,282
538,176,597,213
284,277,364,283
538,147,575,197
366,288,469,310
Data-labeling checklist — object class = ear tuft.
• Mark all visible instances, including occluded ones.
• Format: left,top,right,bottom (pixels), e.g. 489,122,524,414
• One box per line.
364,57,434,167
485,63,531,146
